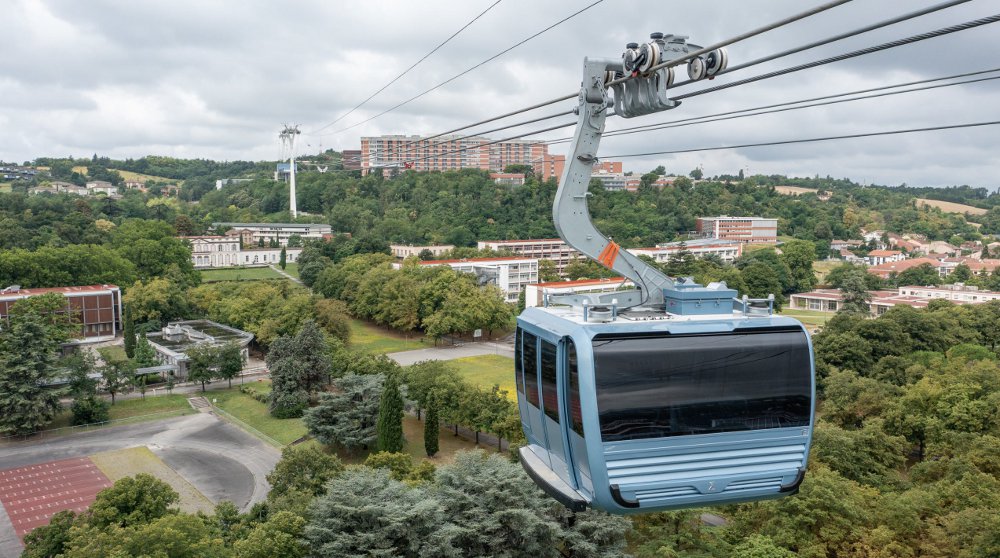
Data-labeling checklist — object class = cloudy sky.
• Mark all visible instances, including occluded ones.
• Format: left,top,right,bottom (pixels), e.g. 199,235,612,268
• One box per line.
4,0,999,187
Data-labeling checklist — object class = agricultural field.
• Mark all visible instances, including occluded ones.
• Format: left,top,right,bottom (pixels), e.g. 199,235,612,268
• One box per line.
915,198,988,215
200,266,287,282
449,354,516,400
71,165,179,185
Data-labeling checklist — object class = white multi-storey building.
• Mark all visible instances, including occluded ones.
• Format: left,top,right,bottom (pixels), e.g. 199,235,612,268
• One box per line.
213,222,332,247
477,239,582,275
396,256,539,303
696,216,778,244
628,238,744,264
182,236,302,268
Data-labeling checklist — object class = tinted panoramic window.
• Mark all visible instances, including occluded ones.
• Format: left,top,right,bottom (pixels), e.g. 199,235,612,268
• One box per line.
593,329,811,442
514,328,524,395
567,339,584,436
540,340,559,422
523,331,539,406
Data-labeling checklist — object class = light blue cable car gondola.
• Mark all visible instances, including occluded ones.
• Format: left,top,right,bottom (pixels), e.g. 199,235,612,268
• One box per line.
515,34,815,514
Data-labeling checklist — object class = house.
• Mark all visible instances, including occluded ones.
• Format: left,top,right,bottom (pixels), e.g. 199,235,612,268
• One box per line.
866,250,905,266
86,180,118,196
839,248,864,264
830,239,863,251
0,284,122,344
145,320,253,380
866,257,942,279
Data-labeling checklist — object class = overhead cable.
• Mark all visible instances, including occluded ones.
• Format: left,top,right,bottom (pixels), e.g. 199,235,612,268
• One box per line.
544,69,1000,144
607,0,855,86
318,0,605,136
603,120,1000,159
401,0,855,152
666,0,972,91
674,14,1000,100
306,0,503,135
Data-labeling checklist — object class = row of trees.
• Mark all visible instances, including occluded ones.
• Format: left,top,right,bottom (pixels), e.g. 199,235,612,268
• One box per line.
312,253,514,340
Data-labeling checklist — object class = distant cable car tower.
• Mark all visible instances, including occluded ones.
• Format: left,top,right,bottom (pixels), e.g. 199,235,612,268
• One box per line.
279,125,301,219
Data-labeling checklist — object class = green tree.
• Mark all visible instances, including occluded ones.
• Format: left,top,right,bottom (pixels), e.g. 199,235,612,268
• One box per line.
304,374,384,451
134,332,159,368
279,246,287,270
364,451,415,482
267,444,344,498
838,267,872,315
89,473,179,528
185,344,219,392
689,167,703,180
537,258,560,282
123,304,136,359
217,342,245,388
377,373,405,453
0,304,67,435
424,395,440,457
741,261,784,309
779,239,817,292
895,263,941,287
233,511,308,558
21,510,77,558
101,359,134,404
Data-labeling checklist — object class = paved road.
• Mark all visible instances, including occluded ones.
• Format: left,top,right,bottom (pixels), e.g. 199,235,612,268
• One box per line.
0,413,279,555
388,342,514,366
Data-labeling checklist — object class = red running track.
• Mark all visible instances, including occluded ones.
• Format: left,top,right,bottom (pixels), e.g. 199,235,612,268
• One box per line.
0,457,112,541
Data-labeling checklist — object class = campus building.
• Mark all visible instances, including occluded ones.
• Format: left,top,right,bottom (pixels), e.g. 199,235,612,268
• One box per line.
0,284,122,343
181,236,302,268
397,256,539,303
534,154,565,181
389,244,455,259
359,134,548,176
524,277,633,308
212,222,333,246
628,238,744,264
696,216,778,245
145,320,253,380
477,239,582,275
789,284,1000,317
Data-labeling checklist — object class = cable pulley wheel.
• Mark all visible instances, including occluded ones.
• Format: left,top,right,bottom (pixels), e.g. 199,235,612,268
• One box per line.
687,56,707,81
705,47,729,76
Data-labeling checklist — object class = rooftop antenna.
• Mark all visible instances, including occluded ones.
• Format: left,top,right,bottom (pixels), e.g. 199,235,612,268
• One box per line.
279,125,301,219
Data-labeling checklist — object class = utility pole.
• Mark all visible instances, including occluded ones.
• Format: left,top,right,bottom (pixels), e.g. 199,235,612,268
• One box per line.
279,125,301,219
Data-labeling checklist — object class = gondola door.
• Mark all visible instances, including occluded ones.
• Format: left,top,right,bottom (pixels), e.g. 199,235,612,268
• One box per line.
539,337,572,481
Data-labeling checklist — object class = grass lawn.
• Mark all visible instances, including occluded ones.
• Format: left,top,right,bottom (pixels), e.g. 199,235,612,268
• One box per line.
97,345,127,363
813,260,841,284
449,354,516,400
780,308,834,328
200,266,286,282
349,319,427,354
211,387,307,445
91,447,214,514
45,394,195,431
282,262,300,278
0,183,11,193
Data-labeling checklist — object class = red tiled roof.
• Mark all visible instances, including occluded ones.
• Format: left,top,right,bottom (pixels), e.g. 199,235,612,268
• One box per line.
867,257,940,275
868,250,902,257
479,238,562,244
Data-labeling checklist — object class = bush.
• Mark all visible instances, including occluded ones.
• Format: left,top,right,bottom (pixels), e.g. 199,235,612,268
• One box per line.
239,385,269,404
71,396,110,425
269,389,309,419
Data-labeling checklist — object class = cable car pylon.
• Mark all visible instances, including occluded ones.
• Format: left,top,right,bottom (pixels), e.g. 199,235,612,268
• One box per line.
515,34,816,514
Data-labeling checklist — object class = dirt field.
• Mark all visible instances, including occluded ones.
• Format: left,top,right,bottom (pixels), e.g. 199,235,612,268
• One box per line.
774,186,818,196
915,198,988,215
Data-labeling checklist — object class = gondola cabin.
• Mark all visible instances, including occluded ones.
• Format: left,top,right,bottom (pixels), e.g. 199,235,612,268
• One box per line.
515,282,815,514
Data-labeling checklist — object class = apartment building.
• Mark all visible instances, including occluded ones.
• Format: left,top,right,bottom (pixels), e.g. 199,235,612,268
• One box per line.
696,216,778,244
397,257,539,303
359,134,547,175
0,284,122,343
477,239,582,274
533,154,565,181
628,238,744,264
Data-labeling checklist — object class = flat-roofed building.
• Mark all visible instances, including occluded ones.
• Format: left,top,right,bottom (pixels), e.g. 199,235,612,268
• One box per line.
788,284,1000,318
696,216,778,245
145,320,253,380
396,256,538,303
359,134,547,175
0,284,122,343
490,173,526,186
181,235,302,268
477,238,582,275
628,238,744,264
389,244,455,259
534,154,565,181
524,277,632,308
213,222,332,246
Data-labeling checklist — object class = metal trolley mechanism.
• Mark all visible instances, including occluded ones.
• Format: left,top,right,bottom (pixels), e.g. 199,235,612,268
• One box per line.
515,35,815,514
